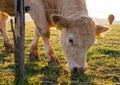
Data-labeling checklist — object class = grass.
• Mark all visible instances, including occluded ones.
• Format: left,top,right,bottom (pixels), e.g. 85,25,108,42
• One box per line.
0,22,120,85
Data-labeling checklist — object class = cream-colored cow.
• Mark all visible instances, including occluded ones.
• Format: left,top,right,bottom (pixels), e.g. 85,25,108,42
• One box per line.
0,0,110,73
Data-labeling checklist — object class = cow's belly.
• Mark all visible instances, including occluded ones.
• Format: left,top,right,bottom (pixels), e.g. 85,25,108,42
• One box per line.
0,0,59,26
1,10,14,16
0,0,14,16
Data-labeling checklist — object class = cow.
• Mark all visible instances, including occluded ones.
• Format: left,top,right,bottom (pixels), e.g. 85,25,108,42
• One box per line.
108,14,115,25
0,12,13,52
0,0,14,52
0,0,110,73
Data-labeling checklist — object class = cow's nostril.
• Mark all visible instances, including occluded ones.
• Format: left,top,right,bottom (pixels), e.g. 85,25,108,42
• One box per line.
72,67,87,74
78,67,87,74
72,67,78,73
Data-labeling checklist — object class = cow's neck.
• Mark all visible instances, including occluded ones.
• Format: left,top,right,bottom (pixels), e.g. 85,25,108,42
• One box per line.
61,0,88,19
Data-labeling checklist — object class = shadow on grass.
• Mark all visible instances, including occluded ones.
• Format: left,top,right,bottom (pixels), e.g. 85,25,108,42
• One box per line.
99,48,120,57
70,72,95,85
0,51,12,64
88,46,120,58
40,65,61,85
25,60,61,85
24,58,97,85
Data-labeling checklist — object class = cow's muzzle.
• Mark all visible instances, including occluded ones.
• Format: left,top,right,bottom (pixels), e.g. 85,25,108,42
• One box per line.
71,67,87,74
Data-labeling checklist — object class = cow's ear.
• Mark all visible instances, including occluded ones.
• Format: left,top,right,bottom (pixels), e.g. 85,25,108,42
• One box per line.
96,25,110,37
51,14,68,30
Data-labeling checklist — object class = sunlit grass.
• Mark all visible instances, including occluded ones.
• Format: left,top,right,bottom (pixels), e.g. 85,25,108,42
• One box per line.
0,22,120,85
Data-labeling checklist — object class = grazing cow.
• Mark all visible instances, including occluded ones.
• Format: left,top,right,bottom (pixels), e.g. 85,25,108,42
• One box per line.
0,0,110,73
108,14,115,25
0,0,14,52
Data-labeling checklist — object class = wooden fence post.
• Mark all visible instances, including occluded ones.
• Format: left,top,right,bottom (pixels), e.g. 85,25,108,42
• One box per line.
13,0,25,84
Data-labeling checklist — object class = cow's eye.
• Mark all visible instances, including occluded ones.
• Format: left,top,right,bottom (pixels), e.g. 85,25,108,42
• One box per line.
69,38,73,45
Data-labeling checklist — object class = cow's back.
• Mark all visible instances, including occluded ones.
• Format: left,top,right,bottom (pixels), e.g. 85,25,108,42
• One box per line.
0,0,14,16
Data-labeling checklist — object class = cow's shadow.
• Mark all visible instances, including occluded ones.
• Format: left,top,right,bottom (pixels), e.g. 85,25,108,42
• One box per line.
25,60,95,85
25,59,61,85
40,65,61,85
0,51,12,64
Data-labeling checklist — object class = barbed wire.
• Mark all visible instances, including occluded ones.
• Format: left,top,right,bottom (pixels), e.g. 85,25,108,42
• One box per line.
88,11,120,14
0,9,120,14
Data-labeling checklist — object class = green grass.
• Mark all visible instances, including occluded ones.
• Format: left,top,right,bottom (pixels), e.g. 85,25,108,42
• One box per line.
0,22,120,85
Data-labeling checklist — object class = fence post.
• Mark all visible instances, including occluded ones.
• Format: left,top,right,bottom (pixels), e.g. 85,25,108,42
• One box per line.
14,0,25,84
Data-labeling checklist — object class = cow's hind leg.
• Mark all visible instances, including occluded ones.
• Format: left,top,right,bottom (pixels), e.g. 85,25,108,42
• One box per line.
0,13,13,52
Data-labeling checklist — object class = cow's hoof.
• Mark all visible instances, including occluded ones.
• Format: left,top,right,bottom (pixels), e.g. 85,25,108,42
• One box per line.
29,52,39,61
4,43,14,53
48,59,60,66
6,47,14,53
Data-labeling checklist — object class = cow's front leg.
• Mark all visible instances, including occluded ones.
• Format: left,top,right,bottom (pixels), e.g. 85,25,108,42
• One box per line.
29,29,40,60
37,26,59,65
42,32,60,65
28,1,59,65
29,27,59,65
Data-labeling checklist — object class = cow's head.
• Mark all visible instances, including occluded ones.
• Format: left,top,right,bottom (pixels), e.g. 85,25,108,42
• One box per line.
51,14,110,73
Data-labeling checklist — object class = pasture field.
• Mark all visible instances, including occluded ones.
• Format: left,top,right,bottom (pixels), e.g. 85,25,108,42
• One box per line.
0,22,120,85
